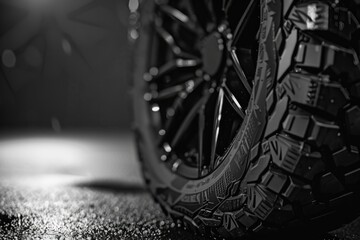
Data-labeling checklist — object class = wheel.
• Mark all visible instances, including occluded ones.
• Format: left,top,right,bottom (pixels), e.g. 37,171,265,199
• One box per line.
131,0,360,238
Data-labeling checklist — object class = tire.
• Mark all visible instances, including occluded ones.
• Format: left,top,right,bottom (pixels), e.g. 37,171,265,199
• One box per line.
131,0,360,238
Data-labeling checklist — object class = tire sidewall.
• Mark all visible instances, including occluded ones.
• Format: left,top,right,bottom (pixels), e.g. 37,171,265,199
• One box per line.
132,0,277,218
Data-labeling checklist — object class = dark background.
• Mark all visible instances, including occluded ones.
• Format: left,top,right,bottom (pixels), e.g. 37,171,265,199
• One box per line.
0,0,132,131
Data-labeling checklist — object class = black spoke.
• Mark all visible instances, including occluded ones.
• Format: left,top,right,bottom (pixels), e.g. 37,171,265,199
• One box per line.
224,0,234,15
146,0,259,179
223,84,246,119
155,84,184,101
159,80,204,145
170,93,210,148
147,58,201,82
155,22,196,59
198,104,205,177
152,78,202,101
155,23,181,56
232,0,257,45
209,88,224,171
229,48,252,94
222,0,228,11
204,0,217,24
161,94,186,140
158,4,204,35
181,1,204,31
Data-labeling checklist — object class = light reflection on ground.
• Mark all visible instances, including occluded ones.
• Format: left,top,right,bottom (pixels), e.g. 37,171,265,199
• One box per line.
0,131,142,185
0,131,359,239
0,131,212,240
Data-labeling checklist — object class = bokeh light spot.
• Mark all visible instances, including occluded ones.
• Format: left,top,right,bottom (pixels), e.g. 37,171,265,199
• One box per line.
128,0,139,13
2,49,16,68
62,39,72,56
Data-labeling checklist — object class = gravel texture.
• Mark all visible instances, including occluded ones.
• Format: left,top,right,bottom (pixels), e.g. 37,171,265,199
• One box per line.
1,177,359,240
0,133,359,240
0,179,206,240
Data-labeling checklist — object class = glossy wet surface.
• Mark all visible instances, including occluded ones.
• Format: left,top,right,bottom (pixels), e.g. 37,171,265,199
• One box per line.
0,132,359,239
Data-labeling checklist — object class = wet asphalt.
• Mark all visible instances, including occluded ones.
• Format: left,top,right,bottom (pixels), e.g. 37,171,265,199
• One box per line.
0,132,359,240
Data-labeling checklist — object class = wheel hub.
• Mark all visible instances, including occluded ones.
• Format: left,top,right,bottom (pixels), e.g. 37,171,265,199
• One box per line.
146,1,259,179
201,32,225,77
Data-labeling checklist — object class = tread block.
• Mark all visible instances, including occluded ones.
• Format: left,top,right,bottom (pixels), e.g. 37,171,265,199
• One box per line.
269,134,325,179
310,210,337,225
216,226,239,239
277,28,298,81
295,43,322,68
223,213,240,232
282,112,311,138
250,143,260,163
294,41,306,63
350,82,360,99
262,140,270,153
269,135,323,177
282,73,349,116
197,216,222,227
322,44,360,84
281,73,318,107
333,146,360,167
289,2,329,31
246,155,270,183
319,172,345,198
296,152,325,181
266,89,276,113
283,177,313,204
274,28,284,54
235,209,258,229
315,81,350,116
293,41,360,85
261,170,288,194
219,194,246,212
198,209,212,218
329,192,354,208
264,96,289,138
309,116,343,151
345,105,360,136
228,228,246,238
302,201,328,217
288,3,359,40
266,200,295,226
345,168,360,185
269,134,301,173
247,184,277,220
283,19,294,37
231,181,241,196
283,0,295,17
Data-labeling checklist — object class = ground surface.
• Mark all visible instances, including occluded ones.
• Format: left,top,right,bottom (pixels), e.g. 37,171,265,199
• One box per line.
0,132,359,239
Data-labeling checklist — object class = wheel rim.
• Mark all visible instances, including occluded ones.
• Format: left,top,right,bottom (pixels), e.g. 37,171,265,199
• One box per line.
142,0,260,179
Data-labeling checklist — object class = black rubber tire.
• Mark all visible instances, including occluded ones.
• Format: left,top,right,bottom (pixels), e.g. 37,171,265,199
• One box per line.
131,0,360,238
